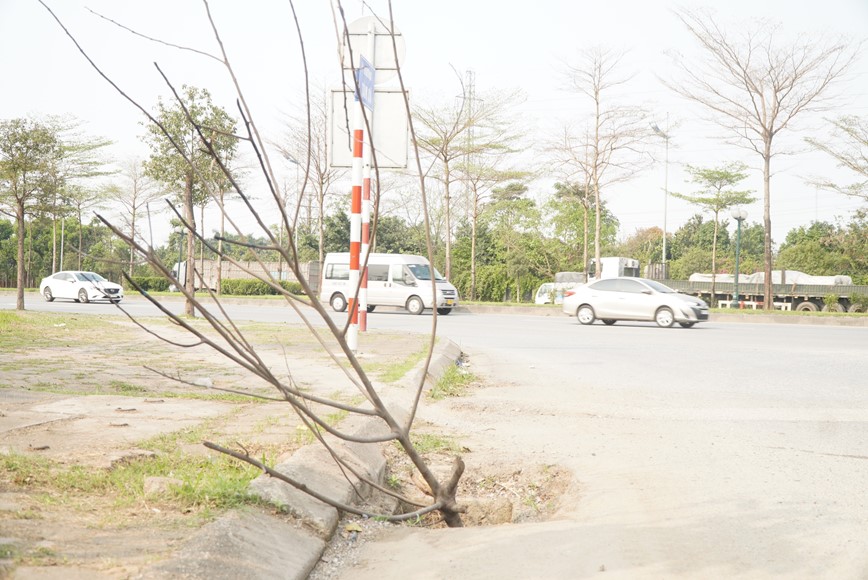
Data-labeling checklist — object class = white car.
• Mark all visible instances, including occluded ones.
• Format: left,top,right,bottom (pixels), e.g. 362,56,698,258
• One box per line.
39,271,124,304
562,277,708,328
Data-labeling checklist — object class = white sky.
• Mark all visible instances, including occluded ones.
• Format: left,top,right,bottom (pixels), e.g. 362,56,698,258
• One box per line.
2,0,867,248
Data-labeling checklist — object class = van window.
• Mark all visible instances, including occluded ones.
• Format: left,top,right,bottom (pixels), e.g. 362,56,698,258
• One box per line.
393,265,415,286
407,264,444,281
367,264,389,282
325,263,349,280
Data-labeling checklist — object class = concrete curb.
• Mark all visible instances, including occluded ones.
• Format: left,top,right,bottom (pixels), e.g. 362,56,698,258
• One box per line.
138,339,462,580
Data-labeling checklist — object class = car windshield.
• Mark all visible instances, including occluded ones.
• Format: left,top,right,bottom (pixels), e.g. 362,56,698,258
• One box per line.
642,279,676,293
75,272,106,282
407,264,445,281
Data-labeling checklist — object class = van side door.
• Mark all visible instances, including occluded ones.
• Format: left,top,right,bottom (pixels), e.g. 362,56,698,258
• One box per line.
365,264,391,306
386,264,415,306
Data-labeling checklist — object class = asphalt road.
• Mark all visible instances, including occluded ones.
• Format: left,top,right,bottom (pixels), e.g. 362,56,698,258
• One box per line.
5,292,868,577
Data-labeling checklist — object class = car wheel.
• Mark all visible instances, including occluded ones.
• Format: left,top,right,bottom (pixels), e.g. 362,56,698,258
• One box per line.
655,307,674,328
78,289,89,304
437,308,452,315
577,305,596,325
330,293,347,312
43,287,54,302
602,319,616,325
366,305,376,313
406,296,424,315
679,322,695,328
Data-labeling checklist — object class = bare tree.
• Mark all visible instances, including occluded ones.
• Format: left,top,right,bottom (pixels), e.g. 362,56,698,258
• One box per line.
275,85,347,263
414,79,522,279
562,47,650,275
807,115,868,203
41,0,467,527
668,9,857,308
105,158,164,275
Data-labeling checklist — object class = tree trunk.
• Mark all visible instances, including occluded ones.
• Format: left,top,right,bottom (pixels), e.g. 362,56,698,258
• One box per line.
76,209,83,270
444,165,452,279
129,212,136,277
470,196,478,301
184,172,196,317
15,201,25,311
762,147,773,310
711,211,719,305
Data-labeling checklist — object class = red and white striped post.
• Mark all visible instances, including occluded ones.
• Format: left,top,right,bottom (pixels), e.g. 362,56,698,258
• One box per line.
359,153,371,331
348,123,364,351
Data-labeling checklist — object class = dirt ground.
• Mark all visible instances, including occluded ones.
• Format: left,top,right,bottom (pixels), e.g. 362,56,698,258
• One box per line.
0,311,569,578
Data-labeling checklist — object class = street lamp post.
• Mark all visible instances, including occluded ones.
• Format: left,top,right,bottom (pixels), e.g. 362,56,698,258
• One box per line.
731,207,748,308
651,122,670,278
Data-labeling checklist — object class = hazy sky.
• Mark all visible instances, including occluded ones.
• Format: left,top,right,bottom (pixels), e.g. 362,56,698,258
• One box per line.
2,0,867,247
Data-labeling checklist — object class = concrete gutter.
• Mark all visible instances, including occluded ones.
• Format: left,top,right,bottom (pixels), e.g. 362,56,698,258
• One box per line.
137,338,461,580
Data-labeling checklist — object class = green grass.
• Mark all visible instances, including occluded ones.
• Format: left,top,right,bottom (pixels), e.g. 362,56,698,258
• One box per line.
364,345,430,383
408,432,463,455
1,413,269,517
429,364,475,400
0,310,111,350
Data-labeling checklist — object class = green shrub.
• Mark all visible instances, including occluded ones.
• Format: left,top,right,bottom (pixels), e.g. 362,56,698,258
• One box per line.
823,294,840,310
220,279,303,296
129,276,170,292
848,293,868,311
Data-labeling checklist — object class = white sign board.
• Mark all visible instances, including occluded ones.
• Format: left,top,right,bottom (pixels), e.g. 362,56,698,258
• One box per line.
328,89,409,169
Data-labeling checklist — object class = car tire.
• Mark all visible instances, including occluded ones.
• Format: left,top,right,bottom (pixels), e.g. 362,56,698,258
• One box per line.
366,305,376,313
437,308,452,315
43,287,54,302
330,293,347,312
406,296,425,315
602,319,616,325
78,289,89,304
577,305,596,325
655,307,674,328
679,322,695,328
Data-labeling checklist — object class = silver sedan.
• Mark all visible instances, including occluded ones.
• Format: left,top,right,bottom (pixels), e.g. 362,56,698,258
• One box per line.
562,277,709,328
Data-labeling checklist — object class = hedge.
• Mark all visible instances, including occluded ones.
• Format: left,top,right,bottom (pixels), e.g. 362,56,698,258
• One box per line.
220,279,303,296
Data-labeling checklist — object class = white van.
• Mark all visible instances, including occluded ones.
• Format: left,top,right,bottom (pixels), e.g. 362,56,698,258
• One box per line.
320,253,459,315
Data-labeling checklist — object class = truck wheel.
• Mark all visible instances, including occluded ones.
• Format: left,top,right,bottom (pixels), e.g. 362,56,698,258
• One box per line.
848,303,864,313
822,303,845,312
795,301,819,312
330,293,347,312
655,307,674,328
366,305,376,313
436,308,452,315
406,296,424,315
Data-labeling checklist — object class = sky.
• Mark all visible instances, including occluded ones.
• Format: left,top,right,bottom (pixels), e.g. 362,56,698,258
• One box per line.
2,0,867,250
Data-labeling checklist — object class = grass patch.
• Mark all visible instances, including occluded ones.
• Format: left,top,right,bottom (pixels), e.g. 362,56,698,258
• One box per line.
364,345,429,383
0,311,116,350
408,432,463,455
429,363,475,400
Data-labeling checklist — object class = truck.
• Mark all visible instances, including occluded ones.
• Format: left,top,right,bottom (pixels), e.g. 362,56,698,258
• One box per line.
534,257,639,304
664,270,868,312
589,257,640,281
171,259,321,293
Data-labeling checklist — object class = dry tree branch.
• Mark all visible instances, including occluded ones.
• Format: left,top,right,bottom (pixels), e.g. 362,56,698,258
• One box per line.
43,0,467,527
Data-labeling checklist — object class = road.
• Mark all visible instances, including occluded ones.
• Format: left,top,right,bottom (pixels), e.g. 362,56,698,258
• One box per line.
5,293,868,577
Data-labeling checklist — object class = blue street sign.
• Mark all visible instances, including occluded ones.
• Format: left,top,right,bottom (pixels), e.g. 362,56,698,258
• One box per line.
355,55,375,110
